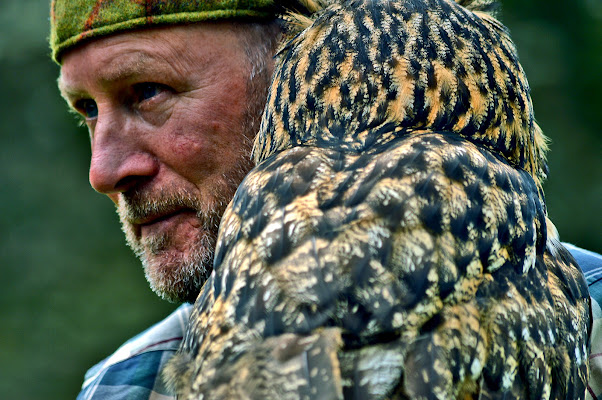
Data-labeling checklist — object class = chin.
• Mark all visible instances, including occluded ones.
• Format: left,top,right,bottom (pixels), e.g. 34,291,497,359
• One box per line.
120,207,219,303
142,248,214,304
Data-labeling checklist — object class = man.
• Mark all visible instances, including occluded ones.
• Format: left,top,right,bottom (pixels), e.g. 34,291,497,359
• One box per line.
49,1,602,399
50,0,281,398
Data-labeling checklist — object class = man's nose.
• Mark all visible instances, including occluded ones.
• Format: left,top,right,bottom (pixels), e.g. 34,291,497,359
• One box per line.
88,113,159,196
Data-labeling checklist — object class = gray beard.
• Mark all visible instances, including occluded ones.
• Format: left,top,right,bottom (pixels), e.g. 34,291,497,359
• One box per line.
116,130,254,303
116,59,269,303
117,186,226,303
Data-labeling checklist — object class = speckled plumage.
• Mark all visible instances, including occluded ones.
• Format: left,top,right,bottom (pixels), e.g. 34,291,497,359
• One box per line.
164,0,591,398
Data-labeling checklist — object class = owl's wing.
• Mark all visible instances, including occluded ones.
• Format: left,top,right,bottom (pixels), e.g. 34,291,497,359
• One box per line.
167,132,589,399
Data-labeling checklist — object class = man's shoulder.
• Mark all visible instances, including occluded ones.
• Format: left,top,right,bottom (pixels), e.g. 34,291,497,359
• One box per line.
77,304,193,400
565,243,602,289
563,243,602,400
563,242,602,317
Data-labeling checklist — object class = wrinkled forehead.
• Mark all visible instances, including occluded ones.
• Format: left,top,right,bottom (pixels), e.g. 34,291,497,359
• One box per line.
57,23,250,99
59,49,151,97
58,29,171,95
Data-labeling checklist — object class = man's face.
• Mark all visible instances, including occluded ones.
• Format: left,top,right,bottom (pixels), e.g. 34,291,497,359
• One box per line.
59,23,269,303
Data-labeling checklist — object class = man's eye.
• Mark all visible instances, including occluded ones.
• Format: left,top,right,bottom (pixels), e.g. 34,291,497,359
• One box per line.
135,83,164,101
76,99,98,118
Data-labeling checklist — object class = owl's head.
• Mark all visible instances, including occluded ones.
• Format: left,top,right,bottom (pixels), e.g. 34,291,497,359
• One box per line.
253,0,548,187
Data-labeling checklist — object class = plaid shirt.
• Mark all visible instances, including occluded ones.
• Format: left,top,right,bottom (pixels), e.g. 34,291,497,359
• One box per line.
565,243,602,400
76,304,192,400
77,245,602,400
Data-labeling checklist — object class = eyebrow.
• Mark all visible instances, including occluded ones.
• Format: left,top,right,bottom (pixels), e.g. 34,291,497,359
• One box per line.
57,78,83,105
59,51,163,99
97,52,154,84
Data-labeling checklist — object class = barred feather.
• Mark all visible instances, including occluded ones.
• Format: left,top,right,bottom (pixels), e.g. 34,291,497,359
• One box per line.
165,0,590,398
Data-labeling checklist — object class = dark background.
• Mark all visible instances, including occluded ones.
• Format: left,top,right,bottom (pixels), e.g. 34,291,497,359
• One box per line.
0,0,600,398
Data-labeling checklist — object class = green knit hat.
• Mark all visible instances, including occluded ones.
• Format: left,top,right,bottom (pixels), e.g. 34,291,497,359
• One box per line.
50,0,276,64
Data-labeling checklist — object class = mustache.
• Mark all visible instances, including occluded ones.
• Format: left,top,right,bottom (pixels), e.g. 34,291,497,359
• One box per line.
117,188,215,227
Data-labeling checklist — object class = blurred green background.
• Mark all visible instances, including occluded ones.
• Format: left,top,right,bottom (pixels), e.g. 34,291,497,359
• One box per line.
0,0,600,398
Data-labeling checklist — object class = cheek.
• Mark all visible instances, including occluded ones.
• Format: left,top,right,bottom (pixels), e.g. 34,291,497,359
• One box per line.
159,86,250,176
158,119,228,181
171,128,205,157
168,129,211,171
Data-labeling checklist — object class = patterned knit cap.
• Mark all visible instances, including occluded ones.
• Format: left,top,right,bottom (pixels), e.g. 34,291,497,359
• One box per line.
49,0,276,64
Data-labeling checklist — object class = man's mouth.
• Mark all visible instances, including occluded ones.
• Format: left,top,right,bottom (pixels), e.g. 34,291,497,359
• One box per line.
138,208,190,226
132,208,198,238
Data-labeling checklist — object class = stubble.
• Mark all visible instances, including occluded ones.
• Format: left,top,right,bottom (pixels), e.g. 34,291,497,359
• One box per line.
117,66,267,303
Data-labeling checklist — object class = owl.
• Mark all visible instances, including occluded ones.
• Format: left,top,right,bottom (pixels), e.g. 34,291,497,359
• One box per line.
164,0,591,398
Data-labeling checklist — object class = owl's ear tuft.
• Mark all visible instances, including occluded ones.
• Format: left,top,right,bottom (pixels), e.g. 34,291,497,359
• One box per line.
279,0,330,15
277,0,331,38
453,0,500,17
